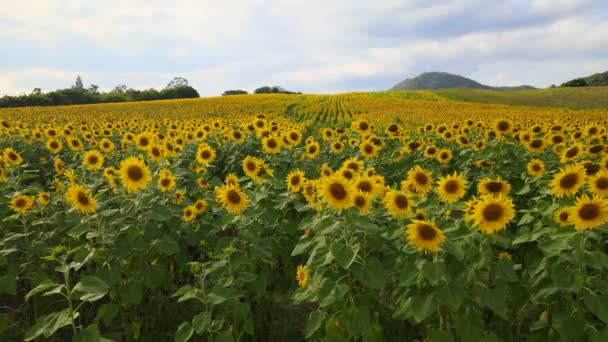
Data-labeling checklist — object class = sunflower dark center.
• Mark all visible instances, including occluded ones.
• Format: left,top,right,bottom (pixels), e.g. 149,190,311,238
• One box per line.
559,173,579,189
77,192,90,205
227,190,241,204
359,122,369,130
334,142,342,149
530,140,543,148
497,121,510,131
552,136,564,144
388,124,398,132
201,150,211,159
444,180,459,194
50,142,59,148
342,170,353,180
482,203,504,221
566,147,579,158
161,178,171,187
426,147,436,155
246,161,256,171
329,183,347,200
417,224,437,240
354,196,366,207
127,166,144,181
486,182,503,193
579,203,600,220
358,181,372,192
290,175,301,186
308,145,317,154
8,152,17,160
364,144,374,153
267,139,277,148
139,137,149,146
414,172,429,185
290,133,299,140
15,199,26,207
532,164,542,171
595,177,608,190
559,212,569,221
394,194,409,209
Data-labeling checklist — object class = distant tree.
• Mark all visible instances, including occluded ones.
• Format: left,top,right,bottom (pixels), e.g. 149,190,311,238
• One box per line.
254,86,272,94
32,88,42,95
222,90,248,96
166,77,189,89
88,84,99,94
74,75,84,90
549,84,556,88
561,78,587,87
112,85,128,94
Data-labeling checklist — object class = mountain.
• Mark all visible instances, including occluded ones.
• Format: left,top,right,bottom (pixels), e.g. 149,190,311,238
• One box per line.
561,71,608,87
389,72,535,91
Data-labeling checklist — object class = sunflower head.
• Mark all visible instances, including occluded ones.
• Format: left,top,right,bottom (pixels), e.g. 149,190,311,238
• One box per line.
472,195,516,234
286,169,306,193
570,195,608,230
550,164,585,198
215,184,249,214
119,156,152,192
82,150,104,170
296,265,308,288
436,172,468,203
527,159,545,177
405,220,445,253
10,195,34,213
383,189,413,218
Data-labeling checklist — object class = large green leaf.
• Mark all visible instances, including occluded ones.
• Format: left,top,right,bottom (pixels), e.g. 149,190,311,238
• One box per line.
175,322,193,342
353,257,385,290
330,242,357,269
305,310,325,338
73,275,109,302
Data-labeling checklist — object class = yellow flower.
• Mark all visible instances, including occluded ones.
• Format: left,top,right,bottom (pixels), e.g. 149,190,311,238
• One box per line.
10,195,34,213
550,164,585,198
37,192,51,206
527,159,545,176
262,136,281,154
352,190,372,215
242,156,261,178
2,148,23,165
554,207,572,226
215,184,249,214
82,150,104,170
436,172,468,203
46,139,63,153
318,174,354,210
569,195,608,230
477,177,511,197
194,199,208,214
196,143,216,165
296,265,308,288
183,205,197,223
588,170,608,197
286,169,306,193
383,189,413,218
405,220,445,253
406,165,433,196
119,157,152,192
472,195,515,234
158,169,176,192
65,184,96,214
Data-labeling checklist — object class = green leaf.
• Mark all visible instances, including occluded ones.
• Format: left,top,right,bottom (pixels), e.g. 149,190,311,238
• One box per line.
291,239,313,256
192,312,211,335
421,260,445,285
175,322,193,342
319,283,348,307
437,281,465,312
73,324,102,342
24,309,77,341
143,266,167,289
552,309,585,341
342,305,370,336
25,280,59,301
305,310,325,338
496,259,517,283
120,281,143,305
585,294,608,324
156,236,180,256
0,273,17,295
481,287,506,318
455,309,483,342
96,303,120,327
409,295,437,323
73,276,109,302
353,257,385,290
427,330,454,342
330,242,357,269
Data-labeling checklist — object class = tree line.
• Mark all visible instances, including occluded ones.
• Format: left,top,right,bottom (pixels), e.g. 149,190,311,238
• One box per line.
0,76,200,108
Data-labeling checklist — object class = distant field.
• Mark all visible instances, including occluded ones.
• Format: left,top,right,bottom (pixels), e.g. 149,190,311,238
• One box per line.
432,86,608,109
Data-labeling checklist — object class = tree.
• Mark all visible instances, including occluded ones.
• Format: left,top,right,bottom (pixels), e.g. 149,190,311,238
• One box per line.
222,90,248,96
88,85,99,94
561,78,587,87
74,75,84,90
166,77,189,89
112,85,128,94
32,88,42,95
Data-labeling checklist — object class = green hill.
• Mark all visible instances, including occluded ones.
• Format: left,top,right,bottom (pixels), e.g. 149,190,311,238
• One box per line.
561,71,608,87
389,72,535,91
433,87,608,109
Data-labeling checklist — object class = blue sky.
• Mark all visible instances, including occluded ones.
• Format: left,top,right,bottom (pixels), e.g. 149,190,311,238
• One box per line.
1,0,607,96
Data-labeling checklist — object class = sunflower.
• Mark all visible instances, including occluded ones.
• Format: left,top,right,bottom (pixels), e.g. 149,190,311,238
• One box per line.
306,141,320,159
472,195,515,234
319,163,333,178
477,177,511,197
436,149,452,164
318,174,354,210
67,138,83,151
494,119,513,135
406,165,433,196
353,191,372,214
415,209,427,220
37,192,51,206
526,139,545,153
570,195,608,230
286,169,306,193
359,140,378,158
527,159,545,177
196,143,216,165
222,173,239,187
46,139,63,153
436,172,468,203
354,176,379,198
158,169,176,192
99,138,114,153
383,189,413,218
135,132,153,151
215,184,249,214
262,136,281,154
197,177,209,189
405,220,445,253
550,164,585,198
498,251,512,260
296,265,308,288
65,184,96,214
119,157,152,192
194,199,208,214
3,148,22,165
173,190,186,204
554,207,572,226
560,143,584,164
330,140,345,154
148,145,165,162
424,146,438,158
242,156,261,178
588,170,608,197
82,150,104,171
183,205,197,223
10,195,34,213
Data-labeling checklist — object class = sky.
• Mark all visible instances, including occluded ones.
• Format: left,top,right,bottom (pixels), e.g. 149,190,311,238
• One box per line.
1,0,607,96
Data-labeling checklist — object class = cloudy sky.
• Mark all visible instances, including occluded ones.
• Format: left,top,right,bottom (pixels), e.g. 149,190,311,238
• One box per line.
1,0,607,96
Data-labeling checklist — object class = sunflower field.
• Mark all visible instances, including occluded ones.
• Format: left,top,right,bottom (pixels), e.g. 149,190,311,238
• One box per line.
1,93,608,341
